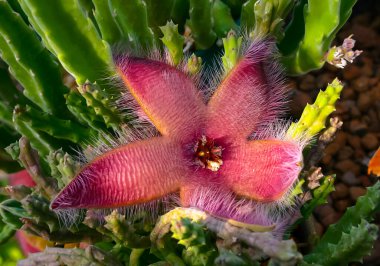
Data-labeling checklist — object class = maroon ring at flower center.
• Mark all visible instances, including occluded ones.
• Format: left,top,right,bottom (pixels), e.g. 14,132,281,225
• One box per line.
193,135,223,171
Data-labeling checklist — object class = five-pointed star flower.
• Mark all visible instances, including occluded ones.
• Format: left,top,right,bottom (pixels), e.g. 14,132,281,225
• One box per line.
51,40,304,226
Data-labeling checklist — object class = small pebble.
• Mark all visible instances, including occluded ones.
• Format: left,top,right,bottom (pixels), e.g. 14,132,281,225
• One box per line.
314,205,335,220
343,65,361,80
354,148,366,160
349,119,368,135
299,74,316,91
349,186,367,201
350,106,361,118
338,146,354,160
341,87,356,100
352,76,370,92
334,199,351,212
335,131,348,147
324,143,341,156
290,90,313,117
361,133,379,150
314,221,324,236
359,175,372,187
335,160,361,176
347,135,362,149
322,154,333,165
331,183,349,199
340,171,361,186
357,93,372,112
352,24,378,48
316,73,334,89
321,212,341,227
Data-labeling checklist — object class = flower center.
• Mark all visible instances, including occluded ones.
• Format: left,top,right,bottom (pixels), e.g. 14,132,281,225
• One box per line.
193,135,223,171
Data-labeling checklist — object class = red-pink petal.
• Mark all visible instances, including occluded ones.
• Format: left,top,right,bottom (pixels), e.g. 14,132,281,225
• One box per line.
115,56,206,141
51,138,186,209
9,170,36,187
16,231,43,255
221,139,303,201
207,40,286,141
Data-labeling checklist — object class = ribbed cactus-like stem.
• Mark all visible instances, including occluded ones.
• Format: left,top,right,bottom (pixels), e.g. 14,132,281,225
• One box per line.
304,182,380,265
250,0,294,39
301,175,335,220
281,0,357,75
104,210,151,249
221,30,242,75
212,0,237,38
241,0,258,33
0,0,68,116
145,0,175,31
18,0,113,86
17,137,58,196
92,0,122,45
303,220,378,266
15,105,94,144
65,91,109,132
77,82,123,129
152,208,302,264
18,246,123,266
287,78,343,138
12,114,58,157
186,54,202,75
47,149,80,189
109,0,156,49
170,0,190,30
21,194,59,232
187,0,217,49
160,21,184,66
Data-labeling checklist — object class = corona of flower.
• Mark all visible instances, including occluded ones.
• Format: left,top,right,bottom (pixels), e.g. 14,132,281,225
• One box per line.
51,40,305,227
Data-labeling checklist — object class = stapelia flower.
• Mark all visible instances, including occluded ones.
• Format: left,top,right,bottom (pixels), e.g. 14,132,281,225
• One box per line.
51,40,305,229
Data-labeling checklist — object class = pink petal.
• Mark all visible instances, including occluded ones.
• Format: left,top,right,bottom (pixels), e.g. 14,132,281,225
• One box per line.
207,40,286,141
115,56,207,141
16,231,43,255
221,139,303,201
9,170,36,187
51,138,186,209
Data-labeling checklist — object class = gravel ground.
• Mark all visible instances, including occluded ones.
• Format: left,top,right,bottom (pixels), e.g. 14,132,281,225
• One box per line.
289,11,380,264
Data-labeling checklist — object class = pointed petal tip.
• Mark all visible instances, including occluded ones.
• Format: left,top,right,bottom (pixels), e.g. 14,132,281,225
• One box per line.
50,189,80,210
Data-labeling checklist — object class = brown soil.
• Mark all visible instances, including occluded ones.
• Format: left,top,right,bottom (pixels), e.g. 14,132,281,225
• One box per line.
290,11,380,264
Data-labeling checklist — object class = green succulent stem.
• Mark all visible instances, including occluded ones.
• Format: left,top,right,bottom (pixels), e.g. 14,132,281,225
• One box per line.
212,0,238,38
280,0,357,75
15,105,94,144
186,54,202,75
18,0,114,86
92,0,122,45
303,182,380,265
287,78,343,139
109,0,156,49
160,21,184,66
249,0,294,39
221,30,242,75
18,246,123,266
241,0,258,33
0,0,69,116
187,0,217,49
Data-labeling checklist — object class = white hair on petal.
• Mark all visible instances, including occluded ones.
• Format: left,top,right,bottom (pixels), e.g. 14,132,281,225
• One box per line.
106,44,206,126
81,194,177,226
184,181,302,237
54,208,85,229
250,119,311,150
201,54,224,101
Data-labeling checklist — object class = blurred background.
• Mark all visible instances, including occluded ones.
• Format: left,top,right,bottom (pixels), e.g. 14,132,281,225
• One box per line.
289,0,380,264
